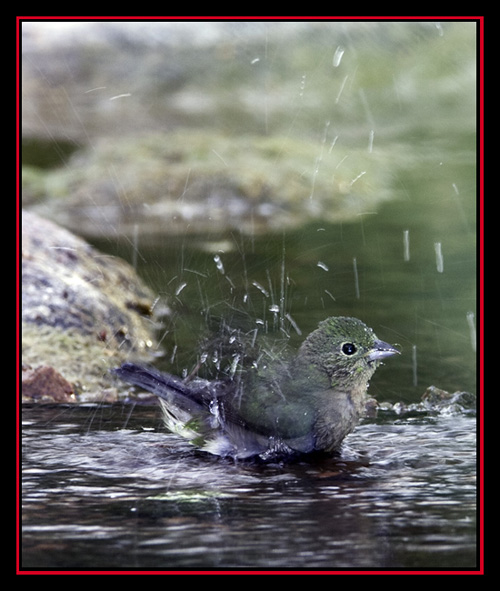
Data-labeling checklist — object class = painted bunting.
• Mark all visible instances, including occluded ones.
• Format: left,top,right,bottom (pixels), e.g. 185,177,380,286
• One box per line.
115,316,399,460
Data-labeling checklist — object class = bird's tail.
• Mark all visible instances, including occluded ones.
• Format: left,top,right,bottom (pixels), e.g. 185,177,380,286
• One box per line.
114,362,221,443
113,362,193,400
113,363,286,459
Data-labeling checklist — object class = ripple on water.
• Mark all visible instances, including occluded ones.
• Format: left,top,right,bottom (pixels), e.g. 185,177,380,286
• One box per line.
21,406,477,570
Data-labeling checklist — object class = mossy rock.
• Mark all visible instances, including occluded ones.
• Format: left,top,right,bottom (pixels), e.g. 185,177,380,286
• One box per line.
21,210,165,403
24,128,398,237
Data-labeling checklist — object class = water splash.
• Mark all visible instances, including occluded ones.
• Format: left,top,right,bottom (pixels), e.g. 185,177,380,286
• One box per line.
403,229,410,261
349,170,366,188
175,282,187,296
299,74,306,97
466,311,476,353
368,129,375,153
412,344,418,387
213,253,225,274
332,46,345,67
434,242,444,273
252,281,269,297
353,257,360,299
335,75,348,104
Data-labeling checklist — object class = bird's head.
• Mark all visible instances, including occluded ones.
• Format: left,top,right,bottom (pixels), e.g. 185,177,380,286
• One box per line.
295,316,399,388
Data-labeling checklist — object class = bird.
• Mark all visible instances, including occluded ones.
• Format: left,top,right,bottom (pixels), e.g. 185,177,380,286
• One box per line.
114,316,399,460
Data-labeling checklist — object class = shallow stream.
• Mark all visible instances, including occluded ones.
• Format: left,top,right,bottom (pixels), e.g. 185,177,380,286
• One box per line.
22,402,476,570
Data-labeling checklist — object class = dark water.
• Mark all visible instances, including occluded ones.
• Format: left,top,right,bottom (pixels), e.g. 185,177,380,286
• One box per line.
22,403,476,571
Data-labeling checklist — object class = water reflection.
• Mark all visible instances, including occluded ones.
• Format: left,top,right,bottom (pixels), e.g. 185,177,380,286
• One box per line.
21,404,476,571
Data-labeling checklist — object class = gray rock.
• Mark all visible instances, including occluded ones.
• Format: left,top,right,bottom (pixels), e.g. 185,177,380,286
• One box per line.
21,210,163,403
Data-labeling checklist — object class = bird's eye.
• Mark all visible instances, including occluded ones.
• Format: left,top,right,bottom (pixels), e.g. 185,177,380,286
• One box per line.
342,342,357,355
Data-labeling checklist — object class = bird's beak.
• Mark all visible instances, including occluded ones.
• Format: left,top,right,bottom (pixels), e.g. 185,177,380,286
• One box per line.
367,339,400,362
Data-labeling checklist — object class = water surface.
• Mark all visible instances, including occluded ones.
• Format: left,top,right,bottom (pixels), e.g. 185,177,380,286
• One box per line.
22,403,477,571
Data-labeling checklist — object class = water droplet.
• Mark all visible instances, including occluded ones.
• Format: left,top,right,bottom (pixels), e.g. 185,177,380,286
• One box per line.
412,344,418,387
434,242,444,273
403,229,410,261
213,254,224,274
466,311,476,352
332,46,345,67
175,282,187,296
353,257,360,299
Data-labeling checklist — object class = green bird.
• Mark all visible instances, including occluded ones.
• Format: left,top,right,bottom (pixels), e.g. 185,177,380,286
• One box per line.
115,316,399,460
